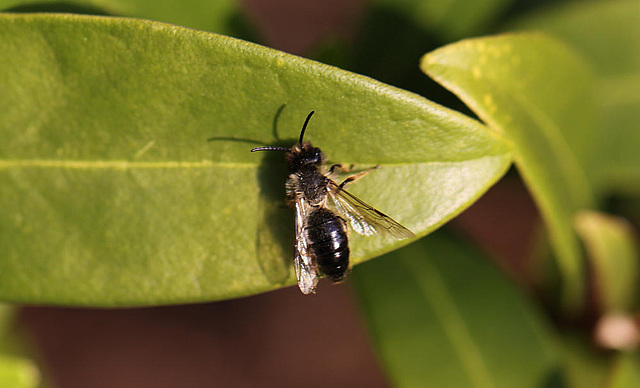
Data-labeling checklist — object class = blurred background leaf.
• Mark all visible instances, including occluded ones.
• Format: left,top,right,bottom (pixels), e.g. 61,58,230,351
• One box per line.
574,211,639,313
0,355,39,388
353,231,561,387
507,0,640,196
560,333,609,388
0,306,39,388
421,33,596,313
609,352,640,388
371,0,513,41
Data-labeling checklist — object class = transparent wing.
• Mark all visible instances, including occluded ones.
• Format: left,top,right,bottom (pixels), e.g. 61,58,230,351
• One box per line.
293,197,318,294
327,181,415,239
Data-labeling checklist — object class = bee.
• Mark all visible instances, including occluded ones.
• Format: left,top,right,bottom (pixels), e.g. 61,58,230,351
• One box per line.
251,111,414,294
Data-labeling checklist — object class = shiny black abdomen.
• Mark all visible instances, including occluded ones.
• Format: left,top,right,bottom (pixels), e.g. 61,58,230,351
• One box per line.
306,207,349,282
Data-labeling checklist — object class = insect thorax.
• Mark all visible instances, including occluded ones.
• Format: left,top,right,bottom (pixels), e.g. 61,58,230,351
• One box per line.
287,167,328,207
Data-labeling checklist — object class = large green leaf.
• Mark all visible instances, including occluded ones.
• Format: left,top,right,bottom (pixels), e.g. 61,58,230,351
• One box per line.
0,0,243,35
0,14,512,306
421,33,595,312
353,232,561,388
574,211,639,313
507,0,640,194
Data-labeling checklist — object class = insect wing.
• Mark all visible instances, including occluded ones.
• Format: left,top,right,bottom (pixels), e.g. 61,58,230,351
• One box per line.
293,198,318,294
327,181,415,239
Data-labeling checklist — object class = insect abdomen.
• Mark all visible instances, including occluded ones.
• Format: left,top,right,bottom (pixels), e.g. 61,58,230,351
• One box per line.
306,207,349,282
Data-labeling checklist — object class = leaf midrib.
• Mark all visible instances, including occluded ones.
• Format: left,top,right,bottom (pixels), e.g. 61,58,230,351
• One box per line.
0,159,254,169
0,155,507,170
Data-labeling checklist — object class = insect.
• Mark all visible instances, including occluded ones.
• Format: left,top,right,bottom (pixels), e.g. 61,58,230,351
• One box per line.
251,111,414,294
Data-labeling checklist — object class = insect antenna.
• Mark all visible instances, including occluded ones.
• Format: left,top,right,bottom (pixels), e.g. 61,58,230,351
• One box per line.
298,110,315,145
250,145,290,152
250,110,315,153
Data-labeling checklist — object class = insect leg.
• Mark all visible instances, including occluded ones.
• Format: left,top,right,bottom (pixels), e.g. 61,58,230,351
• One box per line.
329,163,362,174
338,165,380,190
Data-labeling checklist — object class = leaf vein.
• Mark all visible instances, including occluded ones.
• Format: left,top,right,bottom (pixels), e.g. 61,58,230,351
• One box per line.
404,256,495,388
0,160,254,169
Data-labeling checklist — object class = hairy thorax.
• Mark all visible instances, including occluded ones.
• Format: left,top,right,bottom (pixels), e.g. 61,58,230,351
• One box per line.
286,166,328,207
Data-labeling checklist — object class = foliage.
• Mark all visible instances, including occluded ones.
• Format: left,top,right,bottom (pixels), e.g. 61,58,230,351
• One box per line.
1,0,639,386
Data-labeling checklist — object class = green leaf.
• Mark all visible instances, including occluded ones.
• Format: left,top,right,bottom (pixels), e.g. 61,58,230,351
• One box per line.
353,232,561,388
0,306,39,388
0,355,39,388
560,332,609,388
507,0,640,194
0,14,512,306
574,211,639,312
421,33,596,312
610,352,640,388
1,0,244,36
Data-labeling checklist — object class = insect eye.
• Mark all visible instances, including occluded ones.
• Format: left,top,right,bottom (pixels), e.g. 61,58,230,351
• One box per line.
313,148,322,162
